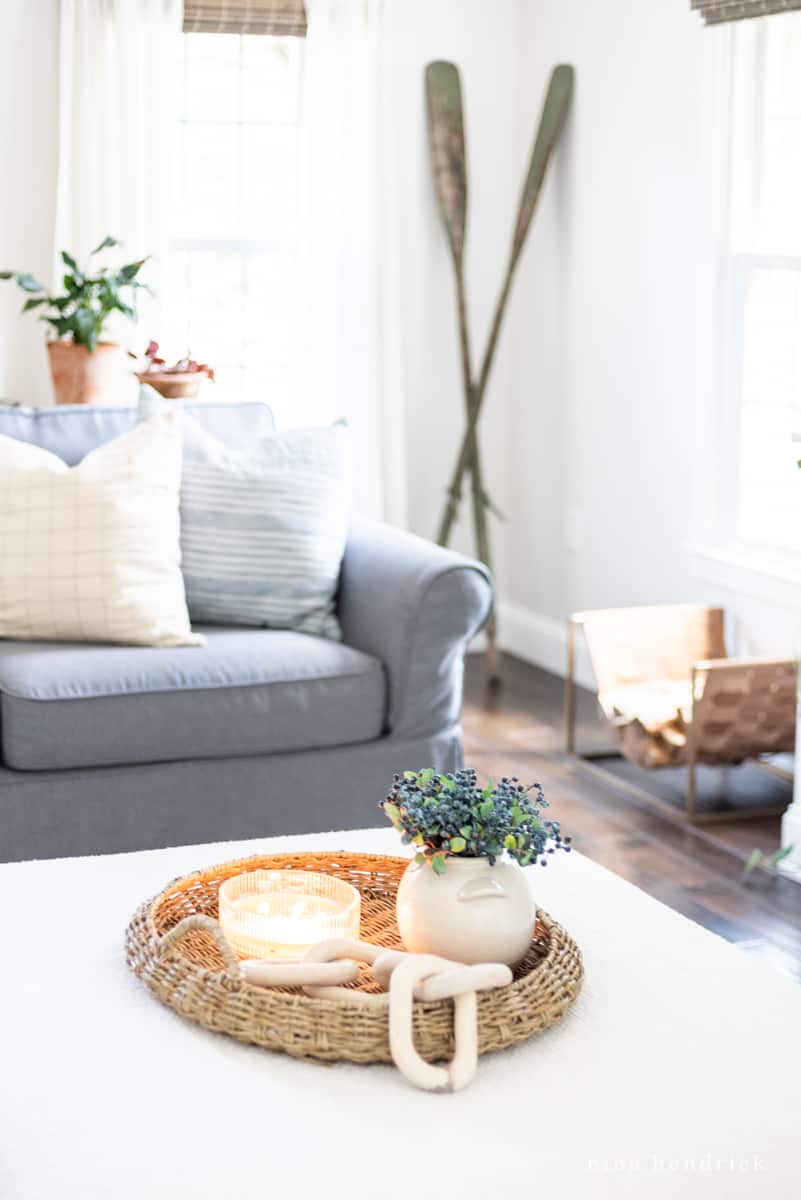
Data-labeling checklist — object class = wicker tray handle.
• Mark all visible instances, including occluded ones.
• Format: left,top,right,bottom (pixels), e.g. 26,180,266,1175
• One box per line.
157,914,242,984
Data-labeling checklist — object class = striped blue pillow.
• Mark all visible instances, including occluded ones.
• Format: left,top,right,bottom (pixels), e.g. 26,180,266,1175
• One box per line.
138,391,351,637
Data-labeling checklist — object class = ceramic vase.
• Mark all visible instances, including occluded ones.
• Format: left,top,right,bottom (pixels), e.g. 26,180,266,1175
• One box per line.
396,854,535,968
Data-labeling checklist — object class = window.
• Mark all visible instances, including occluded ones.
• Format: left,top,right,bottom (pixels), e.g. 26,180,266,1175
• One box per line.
726,14,801,557
162,33,303,422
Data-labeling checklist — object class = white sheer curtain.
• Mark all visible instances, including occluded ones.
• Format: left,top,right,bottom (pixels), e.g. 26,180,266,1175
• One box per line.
298,0,407,524
54,0,181,345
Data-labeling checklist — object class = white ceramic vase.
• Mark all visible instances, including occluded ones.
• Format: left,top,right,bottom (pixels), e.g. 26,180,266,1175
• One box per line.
396,854,535,968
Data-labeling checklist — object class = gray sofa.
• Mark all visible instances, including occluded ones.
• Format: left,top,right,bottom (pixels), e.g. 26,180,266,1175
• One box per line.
0,401,492,862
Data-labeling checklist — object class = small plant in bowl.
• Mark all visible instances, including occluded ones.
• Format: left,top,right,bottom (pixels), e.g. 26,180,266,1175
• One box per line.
381,768,571,967
135,340,215,399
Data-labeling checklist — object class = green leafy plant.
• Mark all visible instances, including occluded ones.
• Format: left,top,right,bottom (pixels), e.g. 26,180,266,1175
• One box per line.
743,844,794,878
380,767,570,874
0,236,149,352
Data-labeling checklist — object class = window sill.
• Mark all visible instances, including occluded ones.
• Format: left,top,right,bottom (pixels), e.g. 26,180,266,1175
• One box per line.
688,542,801,609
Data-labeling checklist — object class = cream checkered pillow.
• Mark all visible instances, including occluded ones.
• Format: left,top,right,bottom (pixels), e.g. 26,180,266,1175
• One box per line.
0,410,204,647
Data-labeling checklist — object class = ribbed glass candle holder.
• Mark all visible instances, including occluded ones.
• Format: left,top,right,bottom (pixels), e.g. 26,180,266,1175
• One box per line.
218,869,361,960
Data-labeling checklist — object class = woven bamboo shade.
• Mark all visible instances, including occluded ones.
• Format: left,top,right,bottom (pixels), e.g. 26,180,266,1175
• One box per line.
692,0,801,22
183,0,306,36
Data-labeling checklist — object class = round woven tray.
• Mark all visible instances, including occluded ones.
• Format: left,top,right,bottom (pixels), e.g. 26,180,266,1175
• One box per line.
125,850,583,1065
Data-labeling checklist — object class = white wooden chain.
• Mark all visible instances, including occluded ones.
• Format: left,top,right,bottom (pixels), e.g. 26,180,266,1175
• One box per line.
241,937,512,1091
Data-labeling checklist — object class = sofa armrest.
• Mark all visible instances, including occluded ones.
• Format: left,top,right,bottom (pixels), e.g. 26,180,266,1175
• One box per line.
338,519,493,739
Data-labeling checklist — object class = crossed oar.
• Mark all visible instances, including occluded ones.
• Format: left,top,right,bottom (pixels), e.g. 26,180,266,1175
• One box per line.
425,62,574,678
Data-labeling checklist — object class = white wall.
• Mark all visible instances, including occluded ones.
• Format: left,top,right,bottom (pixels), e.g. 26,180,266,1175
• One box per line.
497,0,801,681
0,0,59,406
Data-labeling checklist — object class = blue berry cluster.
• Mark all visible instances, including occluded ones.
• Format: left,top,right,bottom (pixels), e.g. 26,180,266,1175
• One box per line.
380,767,571,874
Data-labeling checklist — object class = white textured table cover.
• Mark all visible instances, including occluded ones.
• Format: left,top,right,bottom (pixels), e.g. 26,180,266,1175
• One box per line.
1,827,799,1200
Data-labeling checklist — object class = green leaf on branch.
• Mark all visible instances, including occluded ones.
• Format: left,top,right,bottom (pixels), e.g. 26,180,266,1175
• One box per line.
743,849,763,876
118,258,147,281
22,297,47,312
16,274,44,293
61,250,79,272
431,853,447,876
744,843,795,876
449,836,466,853
70,308,100,350
771,845,794,866
45,315,75,338
91,235,120,254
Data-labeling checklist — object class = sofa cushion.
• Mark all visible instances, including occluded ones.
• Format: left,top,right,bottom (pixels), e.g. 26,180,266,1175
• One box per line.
0,628,386,771
140,390,351,639
0,411,203,649
0,400,274,465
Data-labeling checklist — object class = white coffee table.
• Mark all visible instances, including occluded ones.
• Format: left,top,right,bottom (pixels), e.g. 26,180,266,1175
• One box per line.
2,827,799,1199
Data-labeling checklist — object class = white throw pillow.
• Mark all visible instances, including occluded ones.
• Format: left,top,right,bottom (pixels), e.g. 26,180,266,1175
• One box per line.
138,388,351,637
178,416,351,638
0,410,204,647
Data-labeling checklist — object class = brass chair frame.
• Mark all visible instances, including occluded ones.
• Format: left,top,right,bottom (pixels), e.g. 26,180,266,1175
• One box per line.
565,613,795,825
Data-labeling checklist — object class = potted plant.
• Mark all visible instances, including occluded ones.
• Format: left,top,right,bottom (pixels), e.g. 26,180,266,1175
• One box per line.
0,236,149,406
380,767,571,967
135,340,215,399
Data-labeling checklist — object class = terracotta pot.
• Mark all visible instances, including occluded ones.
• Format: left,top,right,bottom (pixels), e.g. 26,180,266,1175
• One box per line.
135,370,209,400
395,854,535,967
47,340,127,406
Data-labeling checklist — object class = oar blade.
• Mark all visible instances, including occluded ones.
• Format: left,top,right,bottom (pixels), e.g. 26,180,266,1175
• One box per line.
425,60,468,265
512,63,574,257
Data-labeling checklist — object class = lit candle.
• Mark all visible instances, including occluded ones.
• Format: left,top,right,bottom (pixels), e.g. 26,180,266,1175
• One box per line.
218,869,361,960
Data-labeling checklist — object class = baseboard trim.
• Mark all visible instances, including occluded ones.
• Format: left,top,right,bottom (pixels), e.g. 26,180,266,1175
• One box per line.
470,602,596,691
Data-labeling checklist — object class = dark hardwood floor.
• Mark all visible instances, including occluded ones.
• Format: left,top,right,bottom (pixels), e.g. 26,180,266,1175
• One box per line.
463,652,801,983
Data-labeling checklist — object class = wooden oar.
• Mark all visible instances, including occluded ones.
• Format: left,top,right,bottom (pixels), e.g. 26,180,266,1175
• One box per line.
437,64,575,549
425,60,499,674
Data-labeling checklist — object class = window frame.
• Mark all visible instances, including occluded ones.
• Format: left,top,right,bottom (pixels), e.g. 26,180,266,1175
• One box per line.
690,17,801,599
162,31,304,412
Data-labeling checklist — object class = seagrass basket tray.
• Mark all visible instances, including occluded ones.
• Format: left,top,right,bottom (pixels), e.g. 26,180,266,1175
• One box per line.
125,850,583,1065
